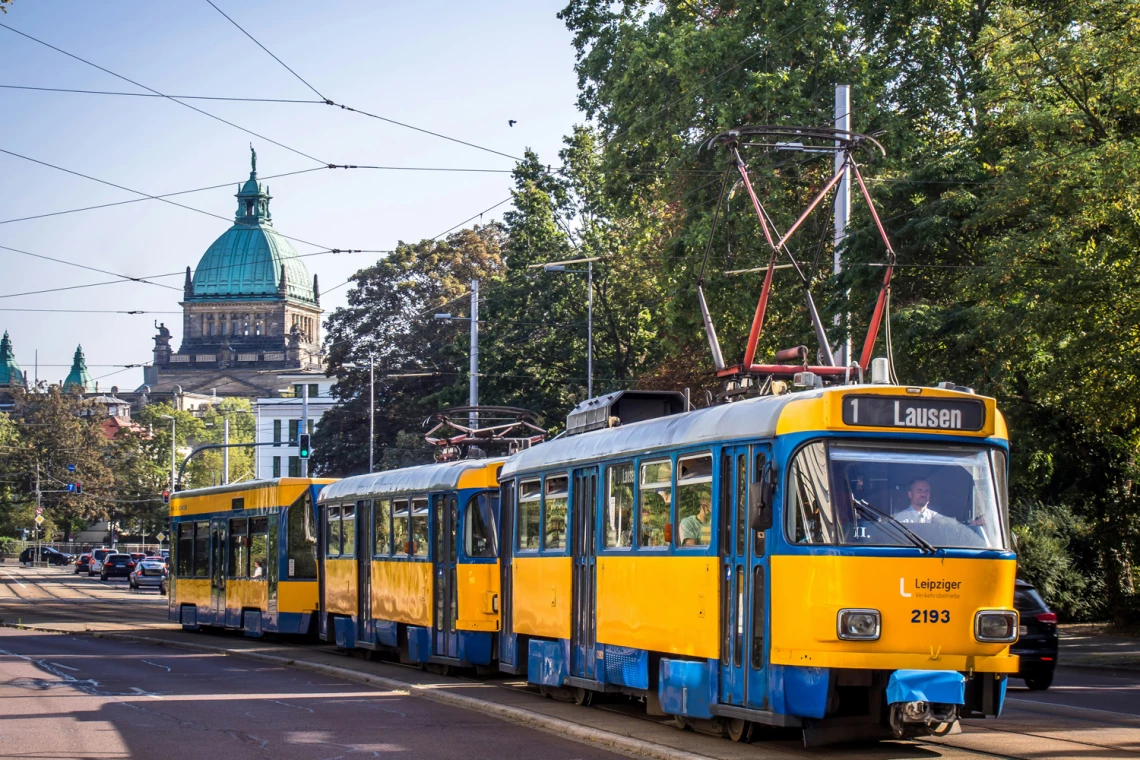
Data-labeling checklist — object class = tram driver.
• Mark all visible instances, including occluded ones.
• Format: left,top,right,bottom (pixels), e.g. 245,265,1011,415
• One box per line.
895,477,990,543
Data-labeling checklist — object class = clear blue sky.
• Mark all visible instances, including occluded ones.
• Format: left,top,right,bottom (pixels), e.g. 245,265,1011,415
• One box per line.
0,1,581,389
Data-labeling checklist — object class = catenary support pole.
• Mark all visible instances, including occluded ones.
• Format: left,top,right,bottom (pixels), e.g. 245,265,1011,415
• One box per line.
369,357,375,473
587,261,593,398
223,417,230,485
834,84,852,367
301,383,309,477
469,279,479,430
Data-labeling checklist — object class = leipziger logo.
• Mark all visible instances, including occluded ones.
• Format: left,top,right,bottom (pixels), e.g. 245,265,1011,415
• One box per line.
900,577,963,599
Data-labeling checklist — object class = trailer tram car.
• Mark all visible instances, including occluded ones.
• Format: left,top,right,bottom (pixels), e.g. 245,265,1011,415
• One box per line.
498,387,1018,745
169,478,334,636
316,459,504,666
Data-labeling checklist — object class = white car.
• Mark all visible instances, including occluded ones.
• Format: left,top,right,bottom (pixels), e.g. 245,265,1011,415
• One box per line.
88,547,113,576
129,558,169,594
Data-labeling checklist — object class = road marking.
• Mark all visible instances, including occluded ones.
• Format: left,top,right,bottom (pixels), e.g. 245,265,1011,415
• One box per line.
272,699,314,713
2,572,26,588
142,660,171,672
130,686,163,699
50,662,79,671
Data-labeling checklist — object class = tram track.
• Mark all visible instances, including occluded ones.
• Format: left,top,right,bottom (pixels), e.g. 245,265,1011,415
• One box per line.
2,565,1136,760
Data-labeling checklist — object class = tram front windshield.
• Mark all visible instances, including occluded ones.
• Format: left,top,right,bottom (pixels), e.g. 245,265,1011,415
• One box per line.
787,441,1008,550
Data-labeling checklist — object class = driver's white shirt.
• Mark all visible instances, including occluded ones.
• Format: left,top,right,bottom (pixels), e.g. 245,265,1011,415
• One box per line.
895,505,939,524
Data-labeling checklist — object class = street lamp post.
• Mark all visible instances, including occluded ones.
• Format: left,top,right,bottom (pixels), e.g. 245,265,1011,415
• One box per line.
532,257,598,398
158,415,176,491
343,357,376,473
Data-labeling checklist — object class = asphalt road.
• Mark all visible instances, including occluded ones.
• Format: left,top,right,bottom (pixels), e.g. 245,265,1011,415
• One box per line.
0,627,620,760
2,563,1139,760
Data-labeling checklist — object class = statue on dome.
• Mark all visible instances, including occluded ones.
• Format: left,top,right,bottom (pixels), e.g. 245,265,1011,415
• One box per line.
250,143,257,174
153,321,172,348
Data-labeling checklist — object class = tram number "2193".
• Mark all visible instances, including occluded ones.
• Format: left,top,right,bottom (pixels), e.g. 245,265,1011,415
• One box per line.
911,609,951,624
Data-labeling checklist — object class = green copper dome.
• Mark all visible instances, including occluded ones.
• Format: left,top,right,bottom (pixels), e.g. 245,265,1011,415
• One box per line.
0,331,25,387
189,147,315,303
63,344,95,393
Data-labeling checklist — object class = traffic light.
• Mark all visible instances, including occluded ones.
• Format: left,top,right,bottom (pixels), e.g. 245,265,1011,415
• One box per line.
75,481,82,494
162,490,171,505
298,433,311,459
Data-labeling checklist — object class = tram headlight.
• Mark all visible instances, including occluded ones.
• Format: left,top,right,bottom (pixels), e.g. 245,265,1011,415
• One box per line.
975,610,1019,643
837,609,881,641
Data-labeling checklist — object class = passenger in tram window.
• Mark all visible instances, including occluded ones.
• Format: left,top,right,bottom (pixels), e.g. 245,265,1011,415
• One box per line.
894,478,940,523
679,492,712,547
251,560,263,578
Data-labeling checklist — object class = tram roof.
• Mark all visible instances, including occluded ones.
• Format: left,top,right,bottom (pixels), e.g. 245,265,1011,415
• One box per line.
501,391,808,478
318,458,505,503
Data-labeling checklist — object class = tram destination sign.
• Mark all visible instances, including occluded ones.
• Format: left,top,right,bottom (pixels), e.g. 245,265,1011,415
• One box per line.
842,395,985,431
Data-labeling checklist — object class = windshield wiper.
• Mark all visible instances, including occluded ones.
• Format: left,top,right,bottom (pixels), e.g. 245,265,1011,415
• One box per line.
851,498,938,555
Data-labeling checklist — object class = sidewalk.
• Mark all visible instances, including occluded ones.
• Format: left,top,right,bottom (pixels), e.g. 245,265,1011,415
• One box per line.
1059,623,1140,671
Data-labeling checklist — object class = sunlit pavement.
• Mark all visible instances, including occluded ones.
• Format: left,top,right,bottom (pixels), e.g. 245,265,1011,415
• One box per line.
2,564,1139,760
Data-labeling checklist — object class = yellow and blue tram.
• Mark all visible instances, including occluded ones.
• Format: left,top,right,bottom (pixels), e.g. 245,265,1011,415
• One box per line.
169,478,334,636
498,386,1018,744
316,458,503,666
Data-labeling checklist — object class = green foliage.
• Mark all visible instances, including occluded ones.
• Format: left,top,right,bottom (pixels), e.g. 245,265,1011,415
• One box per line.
1011,500,1099,620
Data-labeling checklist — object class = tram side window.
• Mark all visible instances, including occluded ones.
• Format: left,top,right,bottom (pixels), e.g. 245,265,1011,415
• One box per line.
177,523,193,575
605,464,634,548
465,492,497,558
326,506,342,557
286,491,318,578
639,460,673,548
341,504,357,558
787,442,835,544
193,521,209,577
410,498,429,557
374,498,391,556
392,500,410,555
249,517,268,578
229,518,249,578
517,479,541,550
544,475,569,551
676,454,713,547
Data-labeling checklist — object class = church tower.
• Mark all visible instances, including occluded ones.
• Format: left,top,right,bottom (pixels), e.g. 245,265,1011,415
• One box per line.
143,148,323,398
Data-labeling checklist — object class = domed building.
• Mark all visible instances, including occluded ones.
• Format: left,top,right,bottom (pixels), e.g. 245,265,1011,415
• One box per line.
142,148,323,399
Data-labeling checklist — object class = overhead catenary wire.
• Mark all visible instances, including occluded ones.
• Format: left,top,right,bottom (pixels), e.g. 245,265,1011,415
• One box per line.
0,308,181,314
0,22,329,166
0,243,181,292
0,84,324,103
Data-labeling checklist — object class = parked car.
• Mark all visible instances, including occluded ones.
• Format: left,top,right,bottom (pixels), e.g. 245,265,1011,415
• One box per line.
100,553,136,581
129,558,169,594
89,547,113,576
1012,579,1059,690
19,546,74,566
74,553,92,574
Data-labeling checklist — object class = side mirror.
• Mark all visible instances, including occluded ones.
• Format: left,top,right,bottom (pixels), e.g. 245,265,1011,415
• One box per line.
749,462,776,532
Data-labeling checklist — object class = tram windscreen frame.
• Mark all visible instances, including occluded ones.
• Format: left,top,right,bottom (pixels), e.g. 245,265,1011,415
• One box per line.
786,440,1008,550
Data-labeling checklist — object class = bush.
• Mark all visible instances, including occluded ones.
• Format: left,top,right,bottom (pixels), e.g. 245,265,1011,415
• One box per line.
1011,500,1102,621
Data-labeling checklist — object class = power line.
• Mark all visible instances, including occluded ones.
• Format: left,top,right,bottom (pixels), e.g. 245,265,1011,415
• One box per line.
0,84,323,103
0,22,329,166
0,243,181,292
204,0,327,101
0,308,180,314
0,146,337,251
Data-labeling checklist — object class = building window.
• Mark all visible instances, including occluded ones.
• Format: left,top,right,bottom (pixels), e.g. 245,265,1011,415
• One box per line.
288,419,299,445
273,420,281,446
309,383,319,399
288,456,301,477
272,456,281,478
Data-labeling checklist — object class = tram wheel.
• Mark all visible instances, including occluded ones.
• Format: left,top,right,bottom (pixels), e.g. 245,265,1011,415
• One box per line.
572,687,594,707
672,715,692,731
538,686,553,699
725,718,754,743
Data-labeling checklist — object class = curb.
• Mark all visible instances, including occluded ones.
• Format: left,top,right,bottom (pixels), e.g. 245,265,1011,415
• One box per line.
2,623,717,760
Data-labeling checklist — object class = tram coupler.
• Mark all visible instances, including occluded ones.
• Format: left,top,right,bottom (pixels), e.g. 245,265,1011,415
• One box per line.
889,701,960,738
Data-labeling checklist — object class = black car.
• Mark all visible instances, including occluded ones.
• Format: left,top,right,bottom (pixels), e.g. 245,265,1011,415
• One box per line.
74,553,92,574
1012,579,1059,690
100,553,137,580
19,546,75,566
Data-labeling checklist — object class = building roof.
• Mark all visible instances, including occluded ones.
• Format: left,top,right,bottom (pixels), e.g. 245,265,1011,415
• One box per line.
63,344,96,393
0,331,24,387
188,147,315,304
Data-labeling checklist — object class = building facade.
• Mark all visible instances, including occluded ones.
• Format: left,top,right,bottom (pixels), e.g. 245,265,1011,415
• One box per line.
255,370,335,479
141,148,324,400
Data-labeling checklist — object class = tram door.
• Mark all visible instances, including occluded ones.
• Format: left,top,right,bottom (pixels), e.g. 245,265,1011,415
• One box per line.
498,480,518,670
570,467,600,681
433,493,459,658
720,444,770,708
209,517,227,625
356,499,373,645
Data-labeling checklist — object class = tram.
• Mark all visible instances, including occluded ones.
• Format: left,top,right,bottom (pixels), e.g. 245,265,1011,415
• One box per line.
316,458,503,666
169,478,334,636
499,385,1017,744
